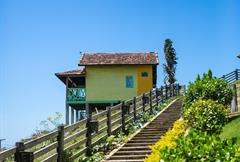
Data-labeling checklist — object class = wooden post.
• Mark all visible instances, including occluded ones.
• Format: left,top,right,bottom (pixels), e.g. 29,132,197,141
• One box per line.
71,107,74,124
65,105,69,125
86,110,92,156
106,106,112,136
142,93,146,112
161,86,164,102
121,101,126,134
15,142,33,162
172,84,175,97
85,103,90,118
149,90,153,114
76,110,79,122
65,78,69,125
169,84,172,97
57,125,64,162
231,84,238,113
176,84,179,96
236,69,239,81
165,85,168,99
166,86,170,99
155,88,159,107
133,97,137,121
15,142,24,162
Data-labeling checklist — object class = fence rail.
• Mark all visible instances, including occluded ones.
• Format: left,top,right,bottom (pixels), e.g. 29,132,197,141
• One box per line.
219,69,240,83
0,84,183,162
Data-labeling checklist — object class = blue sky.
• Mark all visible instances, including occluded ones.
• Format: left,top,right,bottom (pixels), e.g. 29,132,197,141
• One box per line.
0,0,240,148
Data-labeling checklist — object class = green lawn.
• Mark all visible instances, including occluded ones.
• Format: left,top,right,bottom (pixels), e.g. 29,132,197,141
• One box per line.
220,117,240,146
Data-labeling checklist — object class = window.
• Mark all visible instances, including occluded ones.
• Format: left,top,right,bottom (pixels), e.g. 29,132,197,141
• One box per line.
141,72,148,77
126,76,134,88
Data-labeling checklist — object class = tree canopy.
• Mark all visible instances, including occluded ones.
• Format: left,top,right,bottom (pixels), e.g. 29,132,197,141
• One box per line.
163,39,178,85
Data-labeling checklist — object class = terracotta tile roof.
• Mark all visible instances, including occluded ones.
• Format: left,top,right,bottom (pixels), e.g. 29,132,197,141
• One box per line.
55,69,85,77
79,52,159,65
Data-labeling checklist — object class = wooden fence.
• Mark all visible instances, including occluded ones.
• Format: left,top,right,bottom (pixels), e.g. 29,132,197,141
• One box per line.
219,69,240,83
0,84,183,162
219,69,240,113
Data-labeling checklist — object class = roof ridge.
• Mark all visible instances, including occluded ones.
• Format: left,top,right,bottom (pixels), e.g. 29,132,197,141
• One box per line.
79,51,159,66
82,52,157,55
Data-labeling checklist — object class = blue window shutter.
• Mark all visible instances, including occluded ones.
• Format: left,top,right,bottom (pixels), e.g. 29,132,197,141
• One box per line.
126,76,134,88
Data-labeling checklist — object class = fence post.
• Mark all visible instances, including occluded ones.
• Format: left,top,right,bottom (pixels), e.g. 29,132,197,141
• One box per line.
86,112,92,156
173,84,177,96
149,90,153,114
236,69,239,81
231,84,238,113
121,101,126,134
106,106,112,136
176,84,179,96
57,125,64,162
133,97,137,121
142,93,146,112
155,88,159,107
15,142,24,162
222,75,225,81
161,86,164,102
15,142,33,162
165,85,168,99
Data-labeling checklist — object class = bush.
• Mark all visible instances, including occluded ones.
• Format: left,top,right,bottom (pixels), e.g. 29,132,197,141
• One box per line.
144,120,186,162
78,133,126,162
160,130,240,161
184,70,233,107
183,100,228,134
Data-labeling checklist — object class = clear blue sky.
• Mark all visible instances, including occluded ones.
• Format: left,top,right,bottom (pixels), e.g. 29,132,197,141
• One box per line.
0,0,239,148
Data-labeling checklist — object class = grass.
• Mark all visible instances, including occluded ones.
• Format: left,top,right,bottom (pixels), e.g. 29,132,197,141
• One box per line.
220,116,240,146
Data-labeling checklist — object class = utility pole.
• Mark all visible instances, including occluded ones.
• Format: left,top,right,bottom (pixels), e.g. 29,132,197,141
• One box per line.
0,139,6,151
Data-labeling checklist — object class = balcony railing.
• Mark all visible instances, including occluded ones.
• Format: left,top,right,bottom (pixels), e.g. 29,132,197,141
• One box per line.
67,88,86,102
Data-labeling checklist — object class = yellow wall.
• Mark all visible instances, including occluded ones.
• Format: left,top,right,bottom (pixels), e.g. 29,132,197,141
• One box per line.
85,65,154,101
86,65,138,101
137,65,153,95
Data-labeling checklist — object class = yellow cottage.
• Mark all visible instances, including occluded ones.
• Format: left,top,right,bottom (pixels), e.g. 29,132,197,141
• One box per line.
56,52,159,124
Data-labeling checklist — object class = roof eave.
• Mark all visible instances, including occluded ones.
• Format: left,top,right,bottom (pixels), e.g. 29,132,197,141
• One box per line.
78,63,158,66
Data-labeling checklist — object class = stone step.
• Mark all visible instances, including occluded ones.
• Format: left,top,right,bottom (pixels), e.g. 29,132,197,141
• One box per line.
114,150,151,155
132,137,161,140
104,99,182,162
128,139,158,143
109,155,148,160
124,142,154,147
106,160,144,162
119,146,150,151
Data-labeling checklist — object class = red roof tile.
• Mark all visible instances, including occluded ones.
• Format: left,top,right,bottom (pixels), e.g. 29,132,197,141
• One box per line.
79,52,159,65
55,69,85,76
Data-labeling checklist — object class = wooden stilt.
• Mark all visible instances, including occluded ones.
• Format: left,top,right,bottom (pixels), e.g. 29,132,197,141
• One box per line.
65,77,69,125
65,104,69,125
86,103,90,118
76,110,79,122
71,107,74,124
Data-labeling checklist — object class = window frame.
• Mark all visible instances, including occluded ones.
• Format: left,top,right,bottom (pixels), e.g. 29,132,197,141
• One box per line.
141,72,148,77
125,75,134,88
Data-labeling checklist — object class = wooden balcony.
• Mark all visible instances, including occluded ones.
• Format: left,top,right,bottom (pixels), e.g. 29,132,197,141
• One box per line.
67,88,86,103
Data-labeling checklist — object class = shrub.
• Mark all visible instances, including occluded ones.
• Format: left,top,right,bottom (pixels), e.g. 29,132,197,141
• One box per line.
160,130,240,161
183,100,228,134
144,119,186,162
184,70,233,107
78,133,126,162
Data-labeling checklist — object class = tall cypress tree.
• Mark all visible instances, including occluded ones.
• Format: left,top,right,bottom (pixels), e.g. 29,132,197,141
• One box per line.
163,39,178,85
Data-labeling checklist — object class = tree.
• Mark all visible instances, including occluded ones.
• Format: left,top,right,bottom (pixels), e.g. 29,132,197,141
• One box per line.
163,39,178,85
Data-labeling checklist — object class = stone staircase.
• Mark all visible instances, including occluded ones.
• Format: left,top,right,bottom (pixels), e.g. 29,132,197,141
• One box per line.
105,99,182,162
